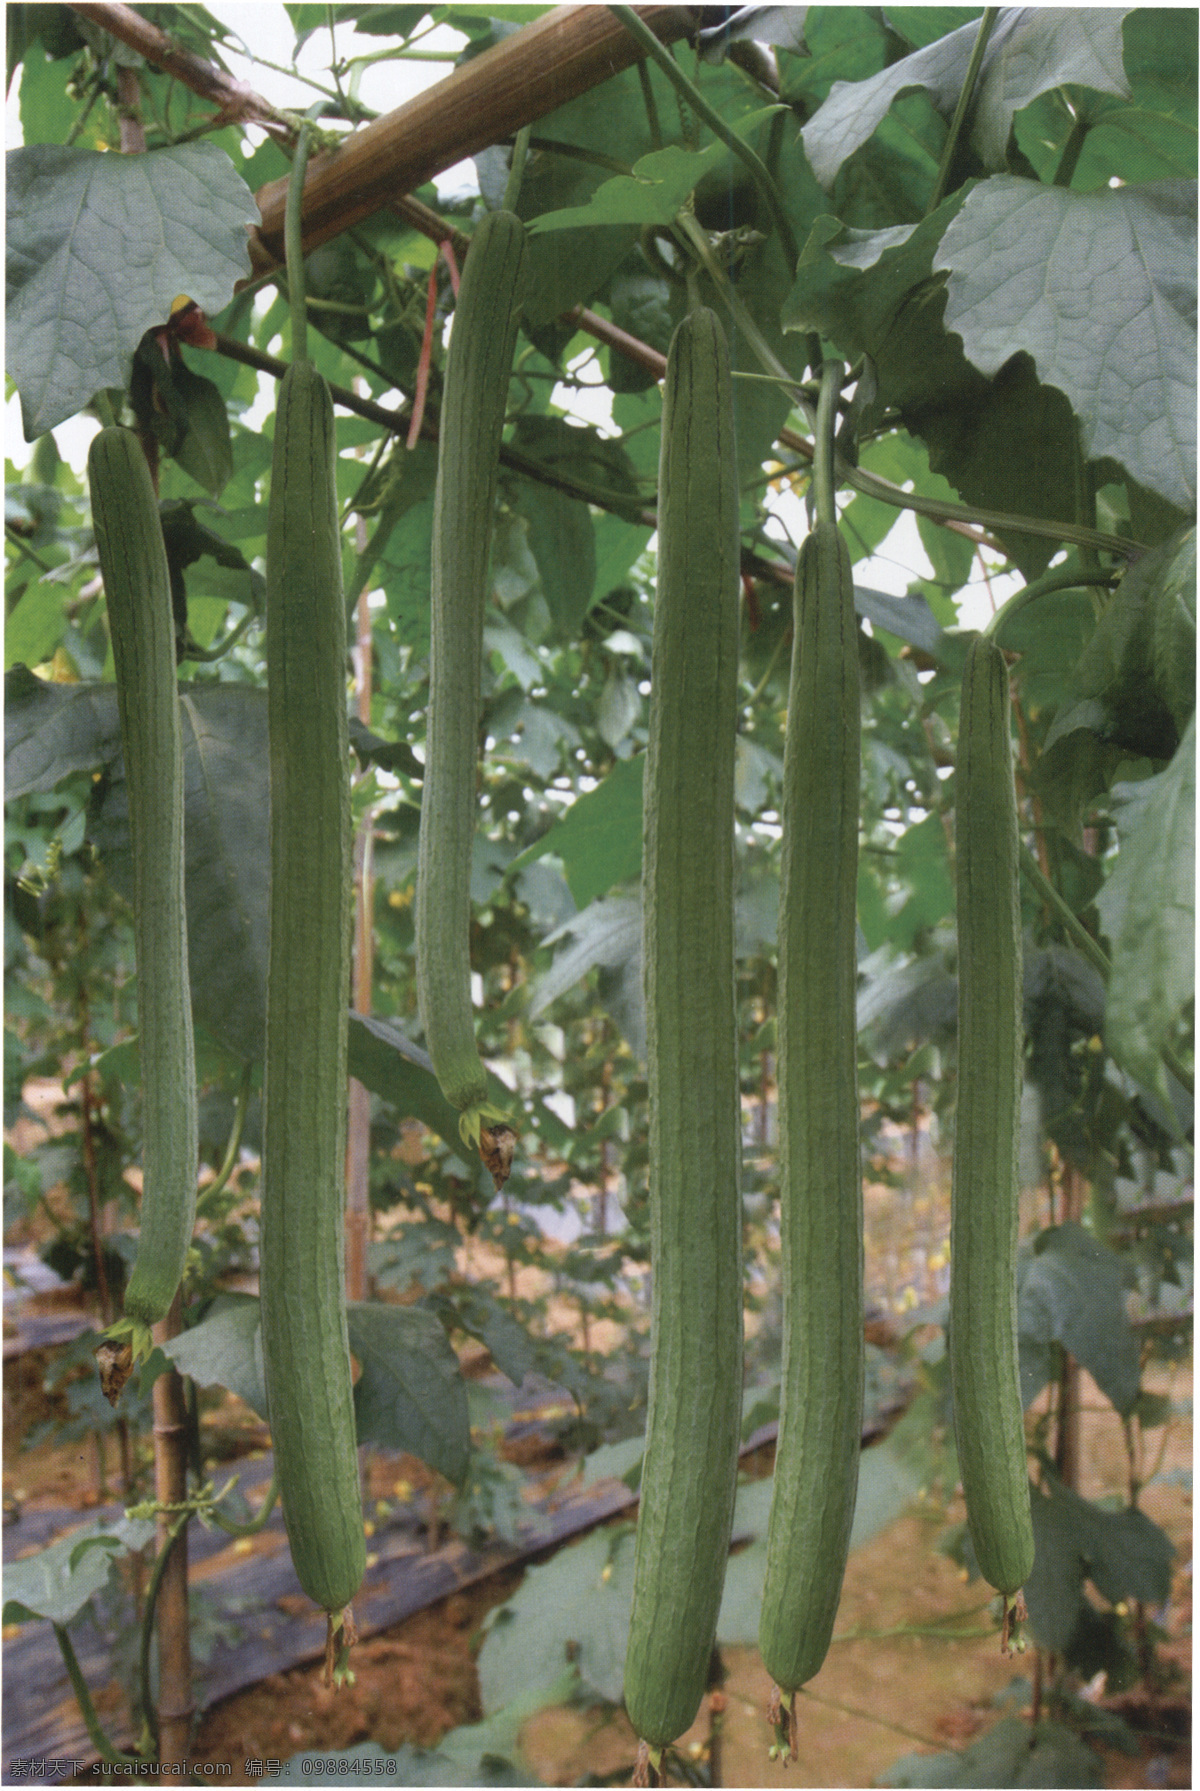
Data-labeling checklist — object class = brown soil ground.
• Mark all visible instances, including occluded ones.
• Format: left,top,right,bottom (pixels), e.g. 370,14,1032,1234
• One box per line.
177,1365,1192,1790
4,1085,1192,1787
6,1360,1189,1789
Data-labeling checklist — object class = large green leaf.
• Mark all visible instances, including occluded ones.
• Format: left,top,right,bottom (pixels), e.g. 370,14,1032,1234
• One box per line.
971,9,1132,166
5,665,123,792
857,950,958,1059
785,207,954,348
592,510,653,604
1121,6,1199,125
89,684,271,1062
164,1292,471,1484
528,895,644,1053
935,178,1196,512
1151,528,1198,733
505,415,633,637
999,585,1096,718
506,754,644,907
1074,106,1198,188
783,205,1081,577
1012,72,1198,192
1048,527,1195,760
885,11,983,52
478,1523,636,1713
6,675,269,1059
348,1011,573,1161
346,1011,464,1144
510,479,596,640
4,583,66,672
163,357,233,498
831,87,946,229
501,51,732,326
426,1284,539,1389
528,139,734,234
891,810,955,948
377,491,437,654
779,8,892,111
2,1514,157,1626
1094,719,1195,1100
696,6,810,60
801,10,1130,187
6,143,259,436
6,669,574,1137
16,34,86,149
164,1292,268,1417
348,1299,471,1487
1017,1222,1141,1417
1024,1468,1175,1651
880,1717,1101,1788
607,255,676,393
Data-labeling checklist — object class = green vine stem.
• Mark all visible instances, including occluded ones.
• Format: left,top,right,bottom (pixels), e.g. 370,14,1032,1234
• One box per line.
925,8,998,216
608,4,799,269
127,1473,281,1537
503,123,532,211
798,1684,945,1752
195,1059,253,1211
983,563,1120,644
1019,843,1111,981
835,1621,996,1641
1054,111,1090,188
637,56,663,150
843,458,1140,560
54,1622,144,1765
181,607,257,664
813,358,844,527
5,528,56,575
205,1473,280,1537
212,316,1138,562
674,211,803,404
285,120,315,364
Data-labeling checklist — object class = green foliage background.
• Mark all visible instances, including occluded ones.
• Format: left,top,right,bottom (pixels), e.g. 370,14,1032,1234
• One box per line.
3,4,1195,1782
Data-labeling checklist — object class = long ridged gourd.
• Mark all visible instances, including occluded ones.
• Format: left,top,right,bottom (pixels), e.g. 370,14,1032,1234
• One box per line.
759,495,864,1694
415,209,526,1117
88,428,198,1329
622,307,743,1752
261,359,365,1615
950,634,1034,1596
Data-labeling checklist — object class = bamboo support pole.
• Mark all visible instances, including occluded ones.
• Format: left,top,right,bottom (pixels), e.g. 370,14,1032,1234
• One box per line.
150,1298,192,1768
244,6,696,273
71,3,697,275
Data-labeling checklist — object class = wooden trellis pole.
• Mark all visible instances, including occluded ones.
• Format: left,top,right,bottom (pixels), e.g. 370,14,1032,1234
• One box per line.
71,3,698,272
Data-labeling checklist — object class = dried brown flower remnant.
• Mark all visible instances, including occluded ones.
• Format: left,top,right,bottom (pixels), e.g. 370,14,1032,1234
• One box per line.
95,1338,134,1406
479,1123,517,1191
